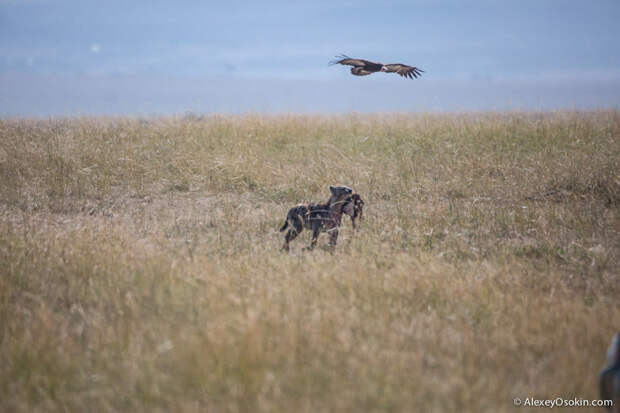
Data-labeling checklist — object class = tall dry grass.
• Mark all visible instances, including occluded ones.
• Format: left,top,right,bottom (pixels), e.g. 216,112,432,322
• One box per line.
1,111,619,412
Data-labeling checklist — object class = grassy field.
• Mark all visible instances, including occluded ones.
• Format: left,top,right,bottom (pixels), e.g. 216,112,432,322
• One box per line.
1,111,619,412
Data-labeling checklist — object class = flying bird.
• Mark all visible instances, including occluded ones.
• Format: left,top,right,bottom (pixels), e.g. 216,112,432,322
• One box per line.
329,54,424,79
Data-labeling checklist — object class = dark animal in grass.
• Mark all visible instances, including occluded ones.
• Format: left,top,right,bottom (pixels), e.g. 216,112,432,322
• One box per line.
343,193,365,230
280,185,353,251
600,332,620,412
329,54,424,79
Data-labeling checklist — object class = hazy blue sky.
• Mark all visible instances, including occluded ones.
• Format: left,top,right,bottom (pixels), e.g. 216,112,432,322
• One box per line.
1,0,619,115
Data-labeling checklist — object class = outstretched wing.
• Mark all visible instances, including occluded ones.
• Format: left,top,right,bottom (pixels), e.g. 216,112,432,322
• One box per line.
329,54,376,68
383,64,425,79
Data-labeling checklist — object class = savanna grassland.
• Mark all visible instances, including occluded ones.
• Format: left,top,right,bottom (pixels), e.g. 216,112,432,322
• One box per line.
1,112,619,412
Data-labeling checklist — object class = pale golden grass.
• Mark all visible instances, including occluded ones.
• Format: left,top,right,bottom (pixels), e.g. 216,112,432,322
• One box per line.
0,111,619,412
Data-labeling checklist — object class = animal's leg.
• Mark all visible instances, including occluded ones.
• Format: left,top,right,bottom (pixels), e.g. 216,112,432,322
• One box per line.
282,218,303,251
306,226,320,250
282,229,297,251
328,229,339,248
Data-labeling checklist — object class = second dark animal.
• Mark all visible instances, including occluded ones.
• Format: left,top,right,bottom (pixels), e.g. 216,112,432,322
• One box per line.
600,332,620,412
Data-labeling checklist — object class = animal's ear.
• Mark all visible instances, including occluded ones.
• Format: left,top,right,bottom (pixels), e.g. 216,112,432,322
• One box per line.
329,185,336,195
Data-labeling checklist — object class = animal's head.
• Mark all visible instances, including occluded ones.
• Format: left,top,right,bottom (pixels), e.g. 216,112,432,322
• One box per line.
380,65,388,72
329,185,354,203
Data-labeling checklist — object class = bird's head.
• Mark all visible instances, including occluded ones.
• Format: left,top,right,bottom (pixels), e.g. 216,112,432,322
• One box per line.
380,66,388,72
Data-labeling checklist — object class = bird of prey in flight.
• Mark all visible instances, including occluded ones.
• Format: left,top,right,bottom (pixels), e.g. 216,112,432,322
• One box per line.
329,55,424,79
